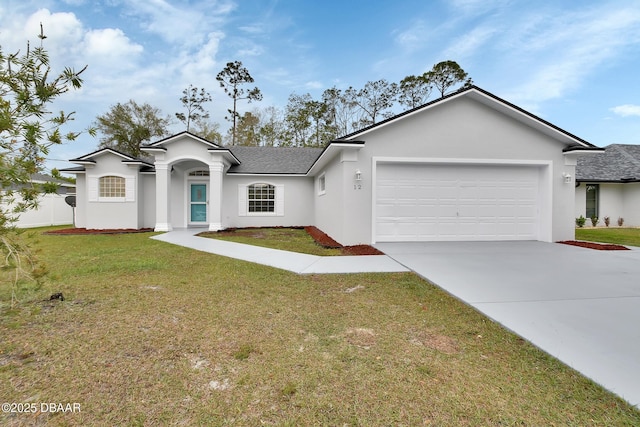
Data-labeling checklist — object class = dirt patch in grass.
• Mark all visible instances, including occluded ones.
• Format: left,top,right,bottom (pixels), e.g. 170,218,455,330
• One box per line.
43,228,154,235
557,240,630,250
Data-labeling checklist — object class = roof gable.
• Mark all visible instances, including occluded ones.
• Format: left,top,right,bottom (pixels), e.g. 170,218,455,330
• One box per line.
143,131,222,149
339,85,597,149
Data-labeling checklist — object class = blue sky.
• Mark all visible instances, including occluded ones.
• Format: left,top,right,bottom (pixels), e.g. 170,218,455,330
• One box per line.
2,0,640,171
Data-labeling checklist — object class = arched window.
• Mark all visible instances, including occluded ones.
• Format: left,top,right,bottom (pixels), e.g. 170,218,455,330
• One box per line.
248,183,275,213
99,176,126,198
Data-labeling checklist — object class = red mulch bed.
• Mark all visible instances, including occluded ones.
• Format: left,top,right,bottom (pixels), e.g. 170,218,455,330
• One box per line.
304,226,384,256
557,240,629,251
43,228,154,235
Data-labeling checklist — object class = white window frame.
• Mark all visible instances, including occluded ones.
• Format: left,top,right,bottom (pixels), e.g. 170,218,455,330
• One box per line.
88,175,135,202
318,173,326,196
238,182,284,217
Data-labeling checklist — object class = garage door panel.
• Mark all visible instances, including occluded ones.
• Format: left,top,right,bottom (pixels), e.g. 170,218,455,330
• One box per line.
375,163,542,242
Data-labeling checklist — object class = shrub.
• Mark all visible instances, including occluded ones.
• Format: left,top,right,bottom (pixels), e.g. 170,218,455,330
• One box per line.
590,216,599,227
604,216,610,227
618,217,625,227
576,215,586,228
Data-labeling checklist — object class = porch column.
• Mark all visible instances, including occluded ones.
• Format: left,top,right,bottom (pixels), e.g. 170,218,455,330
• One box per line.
154,163,172,231
208,161,224,231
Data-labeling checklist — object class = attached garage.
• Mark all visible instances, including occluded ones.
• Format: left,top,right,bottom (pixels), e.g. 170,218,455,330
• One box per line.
374,161,550,242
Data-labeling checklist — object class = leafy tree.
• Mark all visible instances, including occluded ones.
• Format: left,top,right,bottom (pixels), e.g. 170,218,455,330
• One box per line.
346,79,398,128
95,100,170,157
398,74,433,109
322,86,361,137
258,106,285,147
428,60,473,98
1,27,93,306
234,111,261,146
216,61,262,145
190,119,223,145
175,84,212,132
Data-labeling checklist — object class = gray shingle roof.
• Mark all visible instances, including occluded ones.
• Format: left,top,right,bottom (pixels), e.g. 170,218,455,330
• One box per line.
577,144,640,182
228,146,323,174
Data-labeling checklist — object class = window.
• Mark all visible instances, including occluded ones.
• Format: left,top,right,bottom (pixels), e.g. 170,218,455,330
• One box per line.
318,173,326,195
248,183,275,213
586,184,599,218
99,176,126,198
189,170,210,177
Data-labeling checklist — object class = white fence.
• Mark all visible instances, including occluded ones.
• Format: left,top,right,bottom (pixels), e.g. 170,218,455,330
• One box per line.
6,194,75,228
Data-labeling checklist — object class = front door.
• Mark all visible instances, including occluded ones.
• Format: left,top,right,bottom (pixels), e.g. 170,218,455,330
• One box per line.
190,183,207,224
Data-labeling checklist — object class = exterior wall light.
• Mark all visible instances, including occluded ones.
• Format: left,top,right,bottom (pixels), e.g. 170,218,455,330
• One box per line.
355,169,362,182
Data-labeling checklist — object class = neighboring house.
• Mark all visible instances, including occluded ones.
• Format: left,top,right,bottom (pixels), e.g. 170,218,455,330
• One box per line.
62,86,600,245
575,144,640,226
4,173,76,228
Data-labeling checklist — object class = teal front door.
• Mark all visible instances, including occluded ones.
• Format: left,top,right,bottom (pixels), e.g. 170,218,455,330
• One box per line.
190,183,207,223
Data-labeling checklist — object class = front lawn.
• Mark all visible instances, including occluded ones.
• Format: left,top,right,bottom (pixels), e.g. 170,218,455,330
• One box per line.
1,228,638,425
199,227,343,256
575,227,640,247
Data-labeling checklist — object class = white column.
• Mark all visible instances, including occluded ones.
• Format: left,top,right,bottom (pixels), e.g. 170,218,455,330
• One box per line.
208,161,224,231
154,163,172,231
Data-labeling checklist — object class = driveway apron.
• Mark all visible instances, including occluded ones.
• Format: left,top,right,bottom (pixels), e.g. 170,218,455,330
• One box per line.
375,241,640,407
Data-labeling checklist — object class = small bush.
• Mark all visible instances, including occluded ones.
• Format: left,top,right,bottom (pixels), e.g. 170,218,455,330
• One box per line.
604,216,610,227
576,215,586,228
590,216,598,227
618,217,625,227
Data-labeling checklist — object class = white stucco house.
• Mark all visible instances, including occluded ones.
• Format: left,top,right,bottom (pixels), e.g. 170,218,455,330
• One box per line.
62,86,601,245
575,144,640,226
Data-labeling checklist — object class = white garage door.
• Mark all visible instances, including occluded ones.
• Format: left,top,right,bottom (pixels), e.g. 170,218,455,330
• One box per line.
375,163,541,242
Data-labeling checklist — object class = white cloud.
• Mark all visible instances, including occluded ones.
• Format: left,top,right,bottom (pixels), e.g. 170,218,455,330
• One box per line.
84,28,143,65
611,105,640,117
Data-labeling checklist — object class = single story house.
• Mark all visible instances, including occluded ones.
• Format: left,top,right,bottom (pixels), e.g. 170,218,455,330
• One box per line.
62,86,601,245
575,144,640,226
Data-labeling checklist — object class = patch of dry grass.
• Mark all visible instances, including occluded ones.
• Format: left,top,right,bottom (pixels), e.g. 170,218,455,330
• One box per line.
1,228,639,425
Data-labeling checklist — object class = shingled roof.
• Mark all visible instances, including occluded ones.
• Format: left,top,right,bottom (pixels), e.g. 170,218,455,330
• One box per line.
577,144,640,182
227,146,323,174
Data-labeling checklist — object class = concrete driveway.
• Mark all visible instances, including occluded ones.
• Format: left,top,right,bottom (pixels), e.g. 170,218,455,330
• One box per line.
375,241,640,407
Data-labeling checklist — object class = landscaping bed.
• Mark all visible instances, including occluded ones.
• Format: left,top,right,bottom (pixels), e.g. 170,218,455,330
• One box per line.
558,240,630,250
43,228,154,235
304,226,384,255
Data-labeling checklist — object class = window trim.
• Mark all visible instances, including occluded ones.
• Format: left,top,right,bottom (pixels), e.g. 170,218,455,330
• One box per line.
318,173,326,196
247,183,276,215
238,182,284,217
88,175,135,203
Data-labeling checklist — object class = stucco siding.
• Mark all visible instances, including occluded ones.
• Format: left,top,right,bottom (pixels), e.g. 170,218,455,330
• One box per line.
83,153,141,229
313,154,353,244
222,175,314,228
622,183,640,226
141,174,156,228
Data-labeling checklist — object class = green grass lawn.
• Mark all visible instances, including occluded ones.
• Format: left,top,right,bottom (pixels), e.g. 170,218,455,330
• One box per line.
575,227,640,247
199,227,343,256
1,227,639,425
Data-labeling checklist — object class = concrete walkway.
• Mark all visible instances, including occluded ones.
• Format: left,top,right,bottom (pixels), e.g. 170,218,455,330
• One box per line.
375,241,640,408
151,228,409,274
